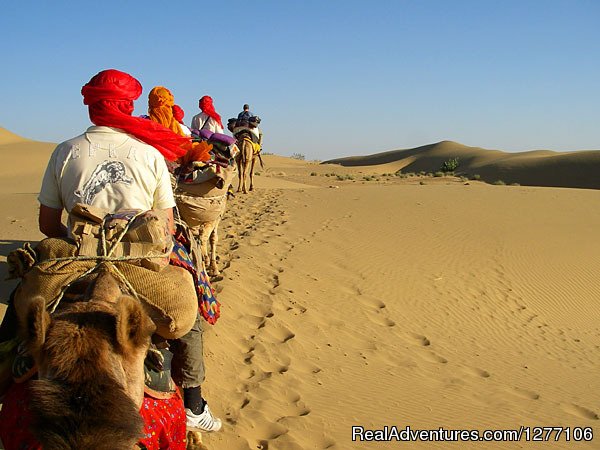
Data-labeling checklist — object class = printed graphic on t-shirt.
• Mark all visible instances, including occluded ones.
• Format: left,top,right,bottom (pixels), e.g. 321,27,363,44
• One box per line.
74,160,134,205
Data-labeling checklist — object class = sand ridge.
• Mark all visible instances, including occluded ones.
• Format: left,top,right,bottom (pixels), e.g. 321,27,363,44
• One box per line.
324,141,600,189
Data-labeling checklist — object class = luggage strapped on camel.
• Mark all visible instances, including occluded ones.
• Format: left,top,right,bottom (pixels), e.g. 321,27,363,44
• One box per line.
8,204,199,339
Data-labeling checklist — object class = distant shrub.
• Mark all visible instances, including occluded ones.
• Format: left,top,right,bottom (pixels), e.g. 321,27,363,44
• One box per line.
255,172,261,176
419,171,426,176
510,182,520,186
310,172,317,176
420,181,426,185
426,172,433,177
471,174,481,181
460,176,468,182
434,171,445,177
493,180,506,185
441,157,459,173
291,153,305,160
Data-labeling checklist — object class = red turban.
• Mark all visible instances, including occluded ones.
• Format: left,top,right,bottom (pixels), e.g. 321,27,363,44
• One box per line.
81,69,189,161
172,105,185,124
199,95,223,129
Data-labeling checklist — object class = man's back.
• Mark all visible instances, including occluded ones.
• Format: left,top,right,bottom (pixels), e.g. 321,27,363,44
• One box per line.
237,110,253,121
39,126,174,215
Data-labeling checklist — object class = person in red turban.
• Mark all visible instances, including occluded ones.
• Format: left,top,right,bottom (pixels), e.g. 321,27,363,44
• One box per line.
172,104,185,124
190,95,224,133
37,69,223,434
172,105,192,136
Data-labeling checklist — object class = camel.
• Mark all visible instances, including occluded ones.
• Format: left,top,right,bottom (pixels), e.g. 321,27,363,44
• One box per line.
175,143,237,278
235,131,265,194
11,271,154,448
1,270,207,450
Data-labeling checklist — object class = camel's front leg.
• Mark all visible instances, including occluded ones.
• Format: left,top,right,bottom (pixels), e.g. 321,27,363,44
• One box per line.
208,220,220,277
236,159,243,193
197,223,212,270
249,157,256,192
241,160,249,194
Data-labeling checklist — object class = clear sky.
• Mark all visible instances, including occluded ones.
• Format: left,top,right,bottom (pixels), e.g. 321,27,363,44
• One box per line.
1,0,598,160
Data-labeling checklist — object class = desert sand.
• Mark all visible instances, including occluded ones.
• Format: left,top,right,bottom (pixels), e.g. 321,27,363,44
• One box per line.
1,128,600,449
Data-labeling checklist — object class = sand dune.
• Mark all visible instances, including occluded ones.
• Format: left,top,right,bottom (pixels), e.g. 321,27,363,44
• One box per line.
324,141,600,190
0,127,29,145
1,130,600,449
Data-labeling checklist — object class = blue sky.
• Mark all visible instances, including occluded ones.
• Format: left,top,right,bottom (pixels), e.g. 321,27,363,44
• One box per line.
1,0,598,159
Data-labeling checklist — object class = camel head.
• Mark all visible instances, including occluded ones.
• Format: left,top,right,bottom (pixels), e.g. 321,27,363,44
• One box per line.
16,271,156,449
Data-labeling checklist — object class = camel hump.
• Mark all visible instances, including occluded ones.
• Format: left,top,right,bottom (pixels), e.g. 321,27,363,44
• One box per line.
87,266,123,303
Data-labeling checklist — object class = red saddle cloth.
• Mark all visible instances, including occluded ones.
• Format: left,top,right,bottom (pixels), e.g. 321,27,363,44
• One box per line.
0,382,187,450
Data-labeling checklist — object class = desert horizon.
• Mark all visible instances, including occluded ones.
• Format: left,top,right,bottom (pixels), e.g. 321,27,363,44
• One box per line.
1,127,600,449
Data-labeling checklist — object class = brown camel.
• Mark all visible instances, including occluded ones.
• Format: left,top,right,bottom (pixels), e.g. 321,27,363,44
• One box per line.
15,271,155,449
12,271,207,450
236,133,260,194
176,155,237,278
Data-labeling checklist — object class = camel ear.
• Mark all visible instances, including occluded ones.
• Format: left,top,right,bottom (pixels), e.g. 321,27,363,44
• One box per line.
115,296,156,350
16,295,51,357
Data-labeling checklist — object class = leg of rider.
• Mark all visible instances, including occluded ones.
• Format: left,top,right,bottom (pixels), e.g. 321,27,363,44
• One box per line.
169,312,222,431
170,312,206,414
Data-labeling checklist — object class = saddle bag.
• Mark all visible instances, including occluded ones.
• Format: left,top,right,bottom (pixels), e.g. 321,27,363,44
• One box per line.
69,203,172,272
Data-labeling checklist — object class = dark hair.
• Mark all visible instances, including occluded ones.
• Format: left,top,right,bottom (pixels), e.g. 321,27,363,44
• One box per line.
243,104,249,110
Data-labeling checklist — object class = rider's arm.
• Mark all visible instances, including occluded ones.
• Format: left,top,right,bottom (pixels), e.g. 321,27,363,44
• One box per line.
39,204,67,238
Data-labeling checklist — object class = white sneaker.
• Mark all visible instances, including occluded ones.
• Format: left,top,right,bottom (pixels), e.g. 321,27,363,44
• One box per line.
186,404,222,432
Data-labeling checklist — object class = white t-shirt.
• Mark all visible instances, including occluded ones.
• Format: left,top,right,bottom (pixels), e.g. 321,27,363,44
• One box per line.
179,123,192,136
39,126,176,214
190,112,224,134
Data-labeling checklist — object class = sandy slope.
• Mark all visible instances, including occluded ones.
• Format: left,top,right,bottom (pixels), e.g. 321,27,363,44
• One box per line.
1,131,600,449
324,141,600,190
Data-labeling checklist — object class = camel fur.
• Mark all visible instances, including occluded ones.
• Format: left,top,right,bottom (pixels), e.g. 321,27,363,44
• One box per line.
15,272,156,449
236,135,259,194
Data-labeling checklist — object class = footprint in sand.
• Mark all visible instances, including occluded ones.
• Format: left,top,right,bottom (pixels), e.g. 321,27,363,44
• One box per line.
264,323,296,344
464,367,491,378
509,386,540,400
367,313,395,327
255,423,289,449
418,351,448,364
409,333,431,346
561,403,599,420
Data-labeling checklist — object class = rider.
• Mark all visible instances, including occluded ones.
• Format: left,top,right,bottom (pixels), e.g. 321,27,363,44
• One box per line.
172,104,192,136
237,104,253,122
38,69,222,432
190,95,224,133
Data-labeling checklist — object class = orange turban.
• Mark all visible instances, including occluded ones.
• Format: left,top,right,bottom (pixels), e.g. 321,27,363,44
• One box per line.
148,86,185,136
